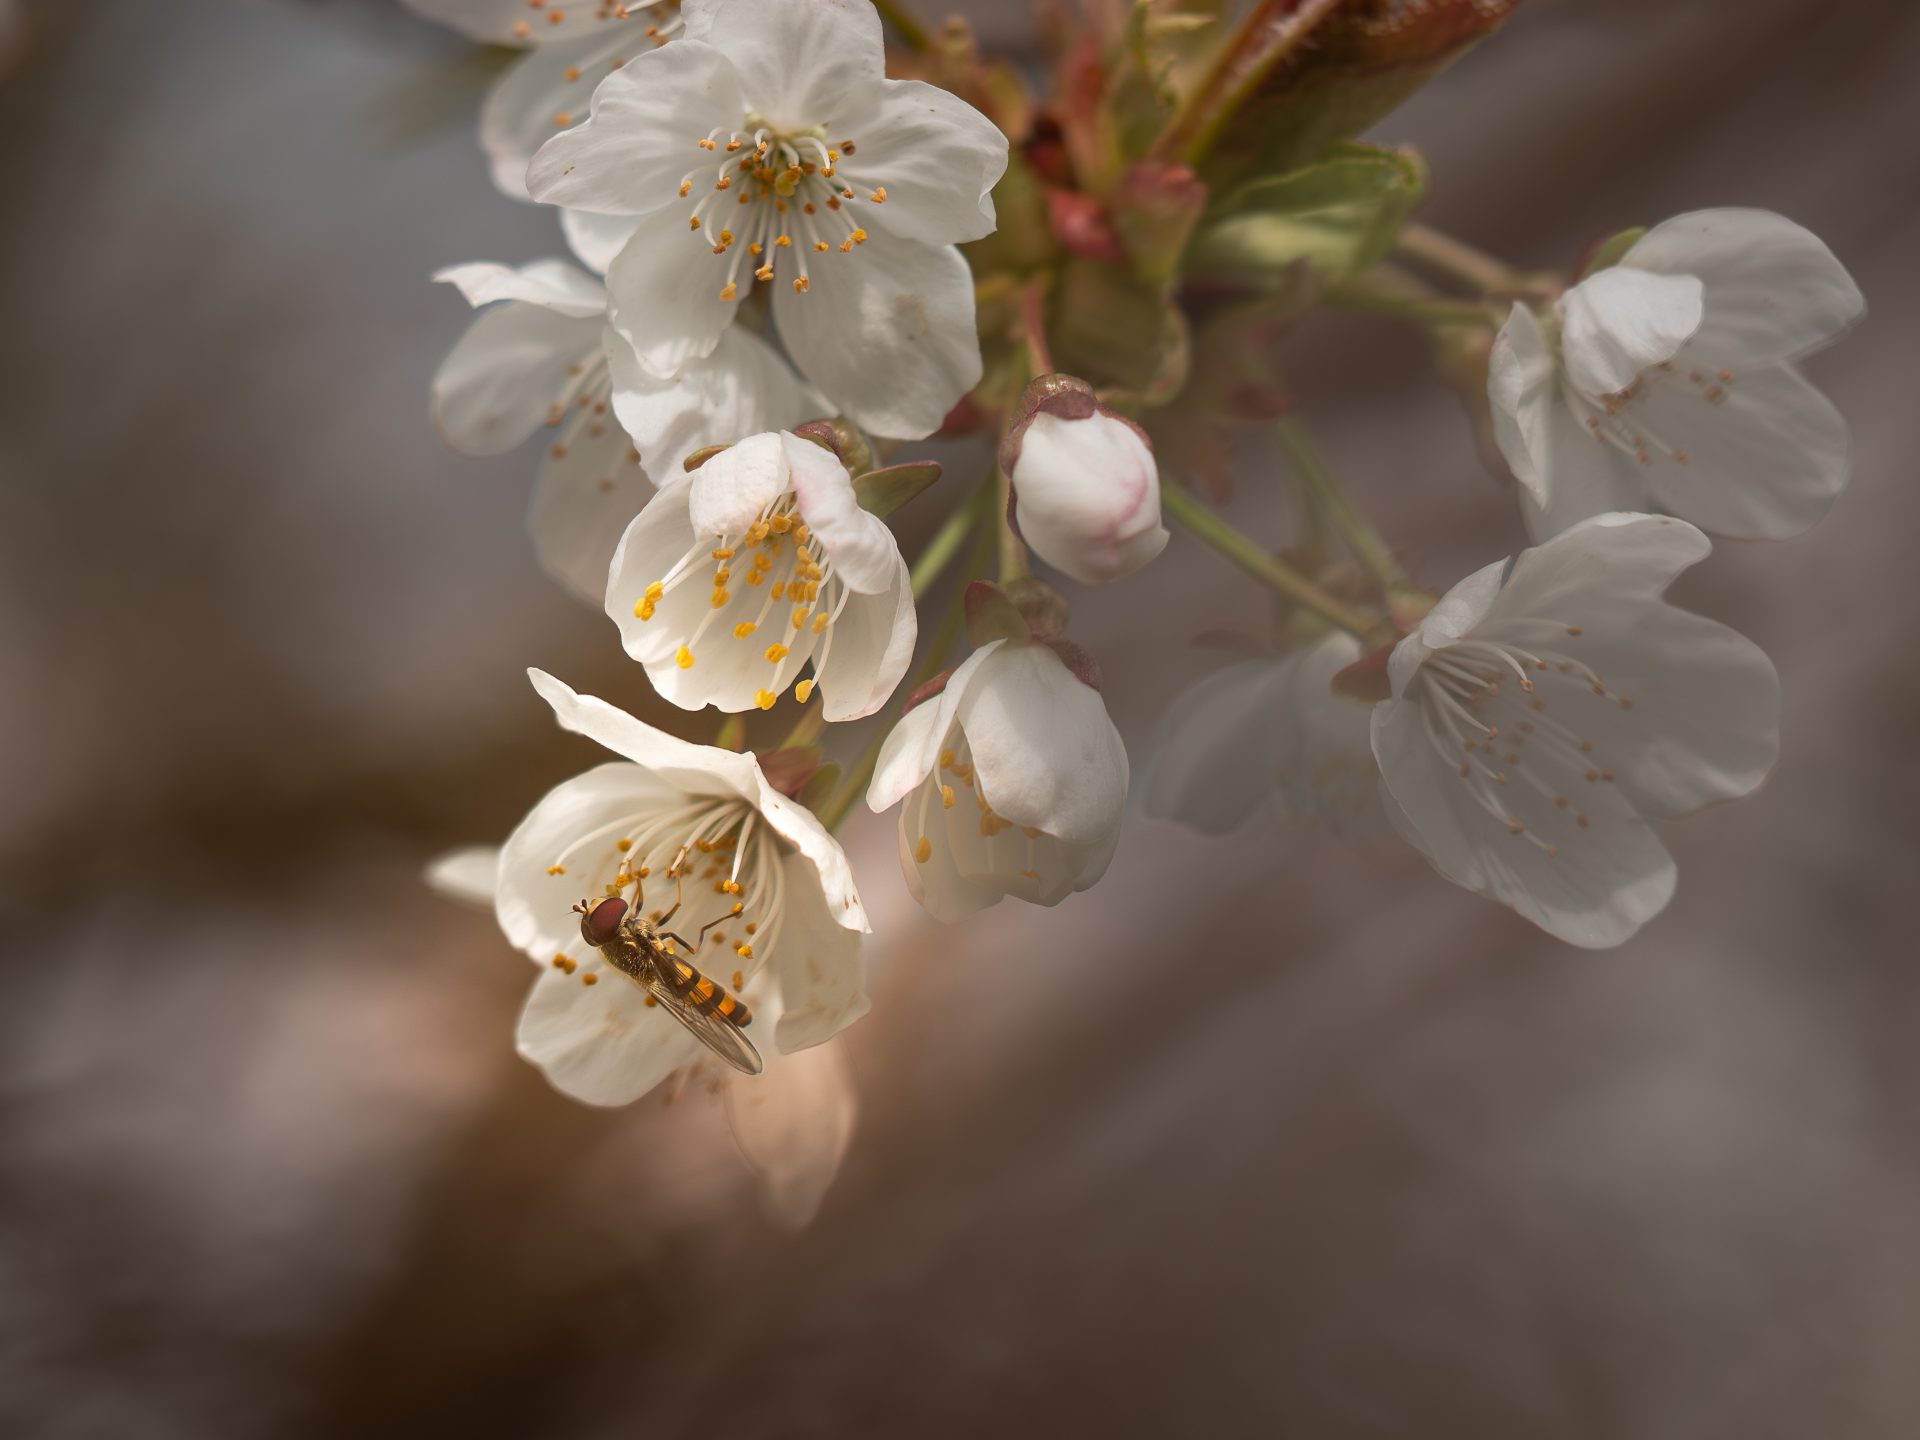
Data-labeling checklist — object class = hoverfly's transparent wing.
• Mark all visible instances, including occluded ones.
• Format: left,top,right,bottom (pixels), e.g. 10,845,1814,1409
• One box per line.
633,965,765,1077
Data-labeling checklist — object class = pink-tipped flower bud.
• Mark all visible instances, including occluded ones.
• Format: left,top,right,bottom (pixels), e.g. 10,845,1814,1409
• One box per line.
1001,375,1168,586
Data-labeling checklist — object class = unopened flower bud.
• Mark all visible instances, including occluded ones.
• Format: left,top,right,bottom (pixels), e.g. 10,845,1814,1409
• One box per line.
1001,375,1168,585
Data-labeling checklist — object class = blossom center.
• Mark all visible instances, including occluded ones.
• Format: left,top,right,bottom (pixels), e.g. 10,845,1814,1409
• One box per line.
907,732,1047,880
511,0,679,46
676,122,881,299
1414,624,1637,857
542,793,786,995
1563,360,1738,470
633,490,847,708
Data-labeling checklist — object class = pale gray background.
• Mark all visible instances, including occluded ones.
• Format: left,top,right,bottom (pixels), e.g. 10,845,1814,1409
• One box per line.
0,1,1915,1436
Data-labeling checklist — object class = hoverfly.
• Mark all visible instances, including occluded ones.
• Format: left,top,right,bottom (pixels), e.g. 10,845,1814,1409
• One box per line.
573,880,764,1077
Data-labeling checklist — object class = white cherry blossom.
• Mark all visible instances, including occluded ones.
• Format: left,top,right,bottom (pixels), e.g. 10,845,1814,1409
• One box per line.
1371,513,1780,948
423,828,859,1229
526,0,1009,439
1490,208,1863,541
475,669,870,1108
867,638,1130,923
1141,633,1379,837
400,1,681,210
431,258,814,601
608,430,915,720
1001,376,1168,585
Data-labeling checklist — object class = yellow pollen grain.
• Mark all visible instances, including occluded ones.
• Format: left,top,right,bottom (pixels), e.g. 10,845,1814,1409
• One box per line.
735,943,753,960
675,645,695,669
755,263,774,282
764,643,789,663
710,588,729,608
770,582,786,600
940,784,955,809
795,679,815,703
754,688,777,710
775,235,792,248
850,227,868,244
719,282,737,301
811,613,829,633
939,749,955,769
869,187,887,202
551,953,568,969
733,621,757,638
792,277,808,293
914,836,933,863
547,864,566,876
770,514,793,533
616,838,632,852
792,606,810,630
748,241,763,256
581,972,598,985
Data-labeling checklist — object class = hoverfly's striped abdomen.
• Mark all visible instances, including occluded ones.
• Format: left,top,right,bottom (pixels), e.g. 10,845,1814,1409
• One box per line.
669,959,753,1027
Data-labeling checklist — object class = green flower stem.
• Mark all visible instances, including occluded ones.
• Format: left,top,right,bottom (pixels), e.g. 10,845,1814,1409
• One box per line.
1275,417,1408,597
1153,0,1346,166
1326,269,1502,329
873,0,931,52
1162,483,1391,648
1393,222,1523,297
910,474,989,597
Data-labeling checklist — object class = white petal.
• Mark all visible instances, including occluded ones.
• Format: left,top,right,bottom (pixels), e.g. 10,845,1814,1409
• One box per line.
1485,514,1779,818
433,258,606,317
1629,355,1851,539
430,300,601,457
1010,411,1166,585
680,0,884,133
1388,559,1507,696
766,850,869,1052
561,208,639,275
1487,301,1560,506
526,39,743,216
867,693,954,814
811,563,916,722
1557,267,1704,397
687,431,790,536
904,768,1112,921
1371,700,1677,949
959,643,1129,846
423,845,500,908
741,777,870,936
835,78,1007,245
782,433,899,594
402,0,653,46
608,328,819,478
495,760,683,959
1516,388,1649,543
723,1037,858,1230
517,964,703,1106
528,388,652,603
480,28,639,202
528,668,764,801
1625,208,1863,365
773,236,982,440
1140,657,1296,833
603,202,741,378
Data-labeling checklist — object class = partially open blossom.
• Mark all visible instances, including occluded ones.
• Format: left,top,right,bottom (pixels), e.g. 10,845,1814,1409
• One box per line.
526,0,1009,439
401,1,681,210
424,824,859,1230
1371,513,1779,948
1490,208,1863,540
454,669,870,1108
608,431,915,719
1000,374,1168,585
867,638,1130,923
1141,633,1379,837
431,259,814,601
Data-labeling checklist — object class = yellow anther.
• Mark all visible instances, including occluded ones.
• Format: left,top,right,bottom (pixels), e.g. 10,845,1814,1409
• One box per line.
755,263,774,282
870,187,887,202
850,227,868,244
735,943,753,959
775,235,792,249
748,241,763,256
940,784,955,809
615,838,632,852
725,138,742,151
688,216,700,231
770,514,793,533
713,568,731,586
792,276,808,293
678,180,692,196
811,612,829,633
719,282,737,302
795,679,815,703
770,582,786,600
581,972,598,986
675,645,695,669
792,523,810,546
815,242,829,253
939,748,956,769
714,176,732,190
914,836,933,863
710,588,729,608
711,547,734,561
805,582,820,602
733,621,757,638
764,643,789,663
698,138,716,150
547,864,566,876
633,598,656,620
731,969,744,990
792,606,810,629
717,228,734,245
827,148,840,163
754,688,777,710
839,238,854,253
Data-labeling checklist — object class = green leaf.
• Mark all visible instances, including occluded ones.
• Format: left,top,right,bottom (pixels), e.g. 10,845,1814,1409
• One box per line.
963,581,1031,650
1188,143,1428,292
1577,226,1648,279
1049,258,1191,402
853,461,943,519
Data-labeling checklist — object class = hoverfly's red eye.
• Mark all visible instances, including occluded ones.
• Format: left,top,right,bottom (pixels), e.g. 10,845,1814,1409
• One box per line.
581,896,628,947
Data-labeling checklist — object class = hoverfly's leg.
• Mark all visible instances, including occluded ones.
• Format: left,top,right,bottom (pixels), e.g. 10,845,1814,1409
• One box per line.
660,931,696,956
657,851,690,926
689,910,737,951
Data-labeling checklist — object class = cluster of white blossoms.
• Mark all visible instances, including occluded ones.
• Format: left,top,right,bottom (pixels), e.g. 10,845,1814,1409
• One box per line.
407,0,1862,1214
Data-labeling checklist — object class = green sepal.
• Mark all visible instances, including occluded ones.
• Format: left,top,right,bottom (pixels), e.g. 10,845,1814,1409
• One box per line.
853,461,943,519
794,762,842,815
963,580,1031,650
1577,226,1648,279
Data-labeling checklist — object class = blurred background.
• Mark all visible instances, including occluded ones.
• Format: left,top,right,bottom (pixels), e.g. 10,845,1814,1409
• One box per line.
2,0,1916,1435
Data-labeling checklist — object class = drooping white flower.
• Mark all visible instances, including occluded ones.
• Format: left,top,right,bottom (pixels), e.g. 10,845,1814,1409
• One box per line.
1141,632,1379,838
867,637,1130,923
465,669,870,1108
1000,374,1168,585
399,1,681,210
424,826,859,1229
525,0,1009,439
431,259,815,601
608,430,915,719
1490,208,1863,541
1371,513,1780,948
